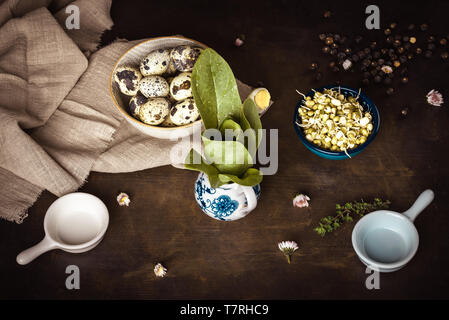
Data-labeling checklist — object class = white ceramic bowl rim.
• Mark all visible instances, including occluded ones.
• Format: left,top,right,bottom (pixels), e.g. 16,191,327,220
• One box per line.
109,36,208,131
43,192,109,250
351,210,420,270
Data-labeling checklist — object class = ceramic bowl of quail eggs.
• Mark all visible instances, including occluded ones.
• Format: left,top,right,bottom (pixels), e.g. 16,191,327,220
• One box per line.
110,36,207,139
293,85,380,159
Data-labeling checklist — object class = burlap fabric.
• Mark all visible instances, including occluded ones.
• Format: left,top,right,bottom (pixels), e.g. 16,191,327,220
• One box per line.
0,0,256,223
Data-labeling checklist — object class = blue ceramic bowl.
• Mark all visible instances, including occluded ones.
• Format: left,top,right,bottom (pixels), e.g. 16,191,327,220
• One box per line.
293,85,380,160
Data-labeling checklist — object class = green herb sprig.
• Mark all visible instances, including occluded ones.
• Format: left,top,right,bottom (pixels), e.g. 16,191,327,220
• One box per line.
314,198,391,237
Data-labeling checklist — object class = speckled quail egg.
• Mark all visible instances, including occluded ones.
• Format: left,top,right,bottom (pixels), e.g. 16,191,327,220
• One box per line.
170,72,192,101
248,88,271,112
165,77,177,104
169,98,200,125
140,49,170,76
139,98,170,125
114,66,142,96
139,76,169,98
129,92,148,118
170,46,202,72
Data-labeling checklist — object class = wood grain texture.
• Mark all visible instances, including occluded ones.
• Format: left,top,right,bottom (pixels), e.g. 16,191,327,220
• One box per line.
1,0,449,299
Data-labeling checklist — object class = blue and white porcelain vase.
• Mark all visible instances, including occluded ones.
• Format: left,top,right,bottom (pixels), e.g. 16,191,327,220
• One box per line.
194,172,261,221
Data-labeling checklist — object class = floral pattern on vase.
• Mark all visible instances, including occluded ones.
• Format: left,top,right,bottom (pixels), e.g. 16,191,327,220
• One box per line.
194,172,261,221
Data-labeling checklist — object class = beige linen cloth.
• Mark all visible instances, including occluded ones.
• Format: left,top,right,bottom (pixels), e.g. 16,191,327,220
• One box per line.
0,0,255,223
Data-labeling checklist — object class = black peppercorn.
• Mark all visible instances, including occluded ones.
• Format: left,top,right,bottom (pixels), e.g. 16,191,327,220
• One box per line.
319,33,326,41
408,24,415,30
363,71,371,79
384,28,391,35
315,72,323,81
403,36,409,43
441,52,449,60
399,55,407,63
416,47,422,54
329,61,336,68
352,54,359,62
427,35,435,43
362,78,370,86
400,76,409,84
309,61,319,71
424,50,432,58
337,52,346,60
355,35,363,44
393,39,401,47
404,43,411,50
373,51,380,59
394,34,402,41
374,75,382,83
440,38,448,46
325,37,334,45
383,78,392,85
378,58,385,65
370,68,377,76
323,10,332,18
332,66,340,72
427,43,436,51
390,22,397,29
386,87,394,95
358,51,365,59
386,36,393,44
362,59,371,67
322,46,331,54
407,53,414,60
420,24,429,31
364,47,371,55
334,34,341,42
330,49,337,55
397,47,405,54
381,48,388,55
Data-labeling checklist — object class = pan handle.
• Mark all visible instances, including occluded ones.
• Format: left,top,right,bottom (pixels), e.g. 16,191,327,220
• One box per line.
402,189,434,222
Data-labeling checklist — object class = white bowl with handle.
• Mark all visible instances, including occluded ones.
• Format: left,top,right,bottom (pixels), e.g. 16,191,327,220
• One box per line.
352,189,434,272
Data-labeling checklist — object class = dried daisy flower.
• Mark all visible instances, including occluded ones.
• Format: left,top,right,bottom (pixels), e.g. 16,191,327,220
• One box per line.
342,59,352,70
278,241,299,264
116,192,130,206
293,194,310,208
426,89,444,106
154,263,167,277
381,65,393,74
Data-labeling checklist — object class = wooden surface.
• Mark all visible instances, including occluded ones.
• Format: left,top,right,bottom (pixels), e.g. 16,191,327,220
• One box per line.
1,0,449,299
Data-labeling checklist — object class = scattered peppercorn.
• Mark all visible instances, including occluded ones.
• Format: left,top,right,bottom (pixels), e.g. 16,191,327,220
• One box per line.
309,61,319,71
420,24,429,31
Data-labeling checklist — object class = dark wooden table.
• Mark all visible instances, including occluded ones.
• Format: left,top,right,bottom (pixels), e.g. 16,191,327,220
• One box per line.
1,0,449,299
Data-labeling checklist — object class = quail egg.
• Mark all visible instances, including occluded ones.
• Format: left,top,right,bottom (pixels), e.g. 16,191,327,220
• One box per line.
140,49,170,76
139,98,170,125
129,92,148,118
169,98,200,126
139,76,169,98
114,66,142,96
170,72,192,101
170,46,202,72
